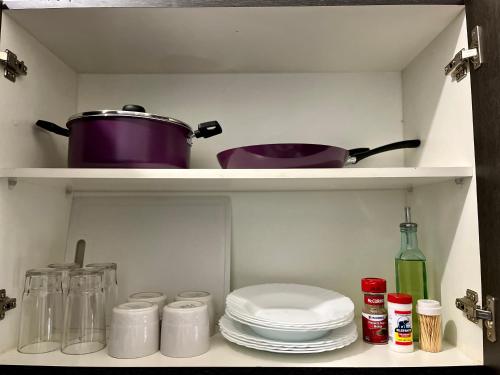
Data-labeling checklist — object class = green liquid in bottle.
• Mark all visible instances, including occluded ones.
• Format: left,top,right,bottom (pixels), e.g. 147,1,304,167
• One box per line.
395,208,428,342
395,259,428,341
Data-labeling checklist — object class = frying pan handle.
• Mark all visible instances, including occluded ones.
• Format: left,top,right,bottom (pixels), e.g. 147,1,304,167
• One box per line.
35,120,70,137
351,140,421,164
194,121,223,139
348,148,370,157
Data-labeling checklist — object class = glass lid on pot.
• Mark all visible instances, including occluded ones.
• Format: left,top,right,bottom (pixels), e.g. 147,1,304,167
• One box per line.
68,104,192,131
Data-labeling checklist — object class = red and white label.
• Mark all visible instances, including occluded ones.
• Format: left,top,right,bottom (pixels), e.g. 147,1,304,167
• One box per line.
362,312,388,344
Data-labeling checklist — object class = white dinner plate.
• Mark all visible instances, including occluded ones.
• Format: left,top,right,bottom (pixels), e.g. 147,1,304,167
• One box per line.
219,315,357,348
227,284,354,326
221,330,357,353
226,305,355,329
225,309,353,341
220,324,358,353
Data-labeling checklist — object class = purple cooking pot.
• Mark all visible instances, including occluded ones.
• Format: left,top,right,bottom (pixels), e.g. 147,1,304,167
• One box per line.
36,104,222,168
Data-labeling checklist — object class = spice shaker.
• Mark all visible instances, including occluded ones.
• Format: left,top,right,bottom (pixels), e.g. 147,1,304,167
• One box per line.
417,299,442,353
388,293,413,352
361,278,388,344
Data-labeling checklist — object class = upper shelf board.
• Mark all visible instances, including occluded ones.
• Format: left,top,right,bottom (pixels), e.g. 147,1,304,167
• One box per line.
5,5,463,73
1,167,472,192
2,1,466,9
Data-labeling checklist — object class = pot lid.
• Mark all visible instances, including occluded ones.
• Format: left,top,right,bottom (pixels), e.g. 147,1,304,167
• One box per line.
67,105,192,132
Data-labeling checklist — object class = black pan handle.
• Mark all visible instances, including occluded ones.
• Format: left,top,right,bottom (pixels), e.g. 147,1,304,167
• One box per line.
194,121,223,139
352,140,421,163
35,120,70,137
122,104,146,112
348,148,370,157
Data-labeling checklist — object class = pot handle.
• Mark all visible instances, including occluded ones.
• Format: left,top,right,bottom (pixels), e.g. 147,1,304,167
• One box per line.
349,140,421,164
35,120,70,137
194,121,223,139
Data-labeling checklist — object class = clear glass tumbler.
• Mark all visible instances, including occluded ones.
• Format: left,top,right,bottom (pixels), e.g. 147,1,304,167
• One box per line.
18,268,64,354
48,262,80,305
62,268,106,354
86,263,118,336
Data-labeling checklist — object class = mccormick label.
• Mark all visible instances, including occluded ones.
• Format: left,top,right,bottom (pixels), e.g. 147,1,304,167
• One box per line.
364,295,385,306
389,310,413,345
362,312,388,344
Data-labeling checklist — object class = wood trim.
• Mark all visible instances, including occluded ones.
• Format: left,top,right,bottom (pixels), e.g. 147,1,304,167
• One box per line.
466,0,500,372
3,0,464,10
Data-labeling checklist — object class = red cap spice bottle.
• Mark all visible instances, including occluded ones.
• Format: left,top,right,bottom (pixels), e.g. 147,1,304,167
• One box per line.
361,278,388,344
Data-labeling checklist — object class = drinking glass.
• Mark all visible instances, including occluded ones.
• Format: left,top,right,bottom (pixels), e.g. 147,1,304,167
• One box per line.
86,262,118,336
47,262,80,306
18,268,64,354
62,268,106,354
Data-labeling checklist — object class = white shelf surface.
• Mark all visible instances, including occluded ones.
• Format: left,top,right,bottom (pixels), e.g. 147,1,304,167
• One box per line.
0,167,473,192
0,334,478,367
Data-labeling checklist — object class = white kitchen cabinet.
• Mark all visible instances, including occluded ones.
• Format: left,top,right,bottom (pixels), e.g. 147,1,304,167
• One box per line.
0,1,497,371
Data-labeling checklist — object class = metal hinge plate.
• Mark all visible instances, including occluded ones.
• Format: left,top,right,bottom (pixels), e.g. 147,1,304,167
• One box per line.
444,25,483,82
0,289,17,320
456,289,496,342
0,49,28,82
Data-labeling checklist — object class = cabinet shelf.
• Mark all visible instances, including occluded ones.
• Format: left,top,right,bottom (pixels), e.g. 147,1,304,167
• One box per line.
0,167,473,192
5,5,463,74
0,334,478,367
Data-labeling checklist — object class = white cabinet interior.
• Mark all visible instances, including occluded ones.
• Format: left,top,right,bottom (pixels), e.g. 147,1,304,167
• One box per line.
0,4,483,367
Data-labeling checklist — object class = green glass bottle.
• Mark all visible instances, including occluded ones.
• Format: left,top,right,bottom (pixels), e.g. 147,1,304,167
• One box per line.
395,207,428,342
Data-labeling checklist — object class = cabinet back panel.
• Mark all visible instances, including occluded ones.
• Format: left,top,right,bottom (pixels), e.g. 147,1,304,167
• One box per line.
64,196,231,319
66,190,404,319
0,14,77,168
77,73,405,169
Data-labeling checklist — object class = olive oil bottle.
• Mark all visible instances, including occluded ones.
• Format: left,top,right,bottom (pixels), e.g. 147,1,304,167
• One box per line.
395,207,428,341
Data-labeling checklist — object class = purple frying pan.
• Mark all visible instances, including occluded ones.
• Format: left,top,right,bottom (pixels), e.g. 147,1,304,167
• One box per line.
217,140,420,169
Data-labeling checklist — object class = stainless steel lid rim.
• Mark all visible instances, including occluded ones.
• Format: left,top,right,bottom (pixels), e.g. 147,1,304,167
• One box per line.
68,110,193,132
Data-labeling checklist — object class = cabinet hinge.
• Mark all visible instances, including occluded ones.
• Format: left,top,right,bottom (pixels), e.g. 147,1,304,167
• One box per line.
0,289,16,320
444,25,483,82
456,289,496,343
0,49,28,82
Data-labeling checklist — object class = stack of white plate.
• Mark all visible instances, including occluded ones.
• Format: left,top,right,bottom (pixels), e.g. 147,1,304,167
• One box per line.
220,283,357,353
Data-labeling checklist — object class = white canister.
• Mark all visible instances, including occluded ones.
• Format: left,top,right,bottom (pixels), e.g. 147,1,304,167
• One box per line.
108,302,159,359
387,293,414,353
175,291,215,335
161,301,210,358
417,299,442,353
129,292,167,320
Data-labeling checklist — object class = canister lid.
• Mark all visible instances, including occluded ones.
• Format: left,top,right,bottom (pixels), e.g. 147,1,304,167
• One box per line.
417,299,442,316
361,278,386,293
388,293,412,304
